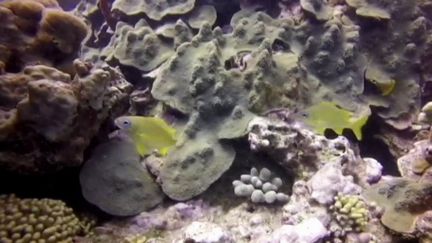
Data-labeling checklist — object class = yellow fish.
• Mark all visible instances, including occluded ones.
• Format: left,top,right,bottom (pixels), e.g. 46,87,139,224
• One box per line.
114,116,177,156
304,102,370,140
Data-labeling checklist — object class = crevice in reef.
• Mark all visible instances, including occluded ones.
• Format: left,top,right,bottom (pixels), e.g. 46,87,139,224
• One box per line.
359,113,400,176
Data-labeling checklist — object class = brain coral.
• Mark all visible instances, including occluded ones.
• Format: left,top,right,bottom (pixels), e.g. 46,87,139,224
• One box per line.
0,194,85,243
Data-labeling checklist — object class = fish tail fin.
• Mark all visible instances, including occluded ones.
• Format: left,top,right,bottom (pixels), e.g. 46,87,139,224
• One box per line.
159,146,172,157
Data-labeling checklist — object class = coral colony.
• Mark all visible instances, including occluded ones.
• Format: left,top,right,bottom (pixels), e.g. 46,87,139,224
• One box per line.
0,0,432,242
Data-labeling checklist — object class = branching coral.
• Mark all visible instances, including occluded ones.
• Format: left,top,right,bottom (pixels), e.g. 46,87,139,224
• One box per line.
328,194,369,240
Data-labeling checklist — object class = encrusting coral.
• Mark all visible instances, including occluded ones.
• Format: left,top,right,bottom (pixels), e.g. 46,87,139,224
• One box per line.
79,139,165,216
111,0,196,20
363,177,432,237
0,194,87,243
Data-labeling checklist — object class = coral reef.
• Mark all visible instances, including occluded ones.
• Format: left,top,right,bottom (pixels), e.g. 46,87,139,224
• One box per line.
112,0,196,20
79,139,164,216
248,117,370,184
2,0,432,242
397,137,432,182
183,221,234,243
74,115,394,242
272,217,328,243
418,102,432,124
328,194,369,240
104,21,175,72
187,5,217,29
346,0,391,20
0,194,85,243
0,61,131,173
363,177,432,235
300,0,333,21
0,0,88,73
356,0,425,129
233,167,289,204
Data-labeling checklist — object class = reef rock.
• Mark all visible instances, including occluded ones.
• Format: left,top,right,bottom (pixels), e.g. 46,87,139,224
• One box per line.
363,177,432,236
80,139,164,216
398,138,432,182
308,162,362,205
248,116,372,185
0,61,132,174
183,221,234,243
0,0,88,73
271,217,328,243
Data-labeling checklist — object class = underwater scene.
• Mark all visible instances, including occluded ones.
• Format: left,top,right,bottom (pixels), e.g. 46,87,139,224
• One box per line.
1,0,432,242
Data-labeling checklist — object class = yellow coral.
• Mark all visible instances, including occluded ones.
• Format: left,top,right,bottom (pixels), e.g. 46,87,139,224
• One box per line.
330,194,369,232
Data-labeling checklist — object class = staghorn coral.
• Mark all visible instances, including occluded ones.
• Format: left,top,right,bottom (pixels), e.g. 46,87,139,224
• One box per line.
0,194,85,243
0,0,88,73
0,61,132,174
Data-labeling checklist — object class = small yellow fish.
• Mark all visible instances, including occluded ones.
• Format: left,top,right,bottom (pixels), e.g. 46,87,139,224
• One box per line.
114,116,177,156
304,101,370,140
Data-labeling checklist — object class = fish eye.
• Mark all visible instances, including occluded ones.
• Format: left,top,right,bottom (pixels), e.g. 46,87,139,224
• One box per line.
118,118,132,129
